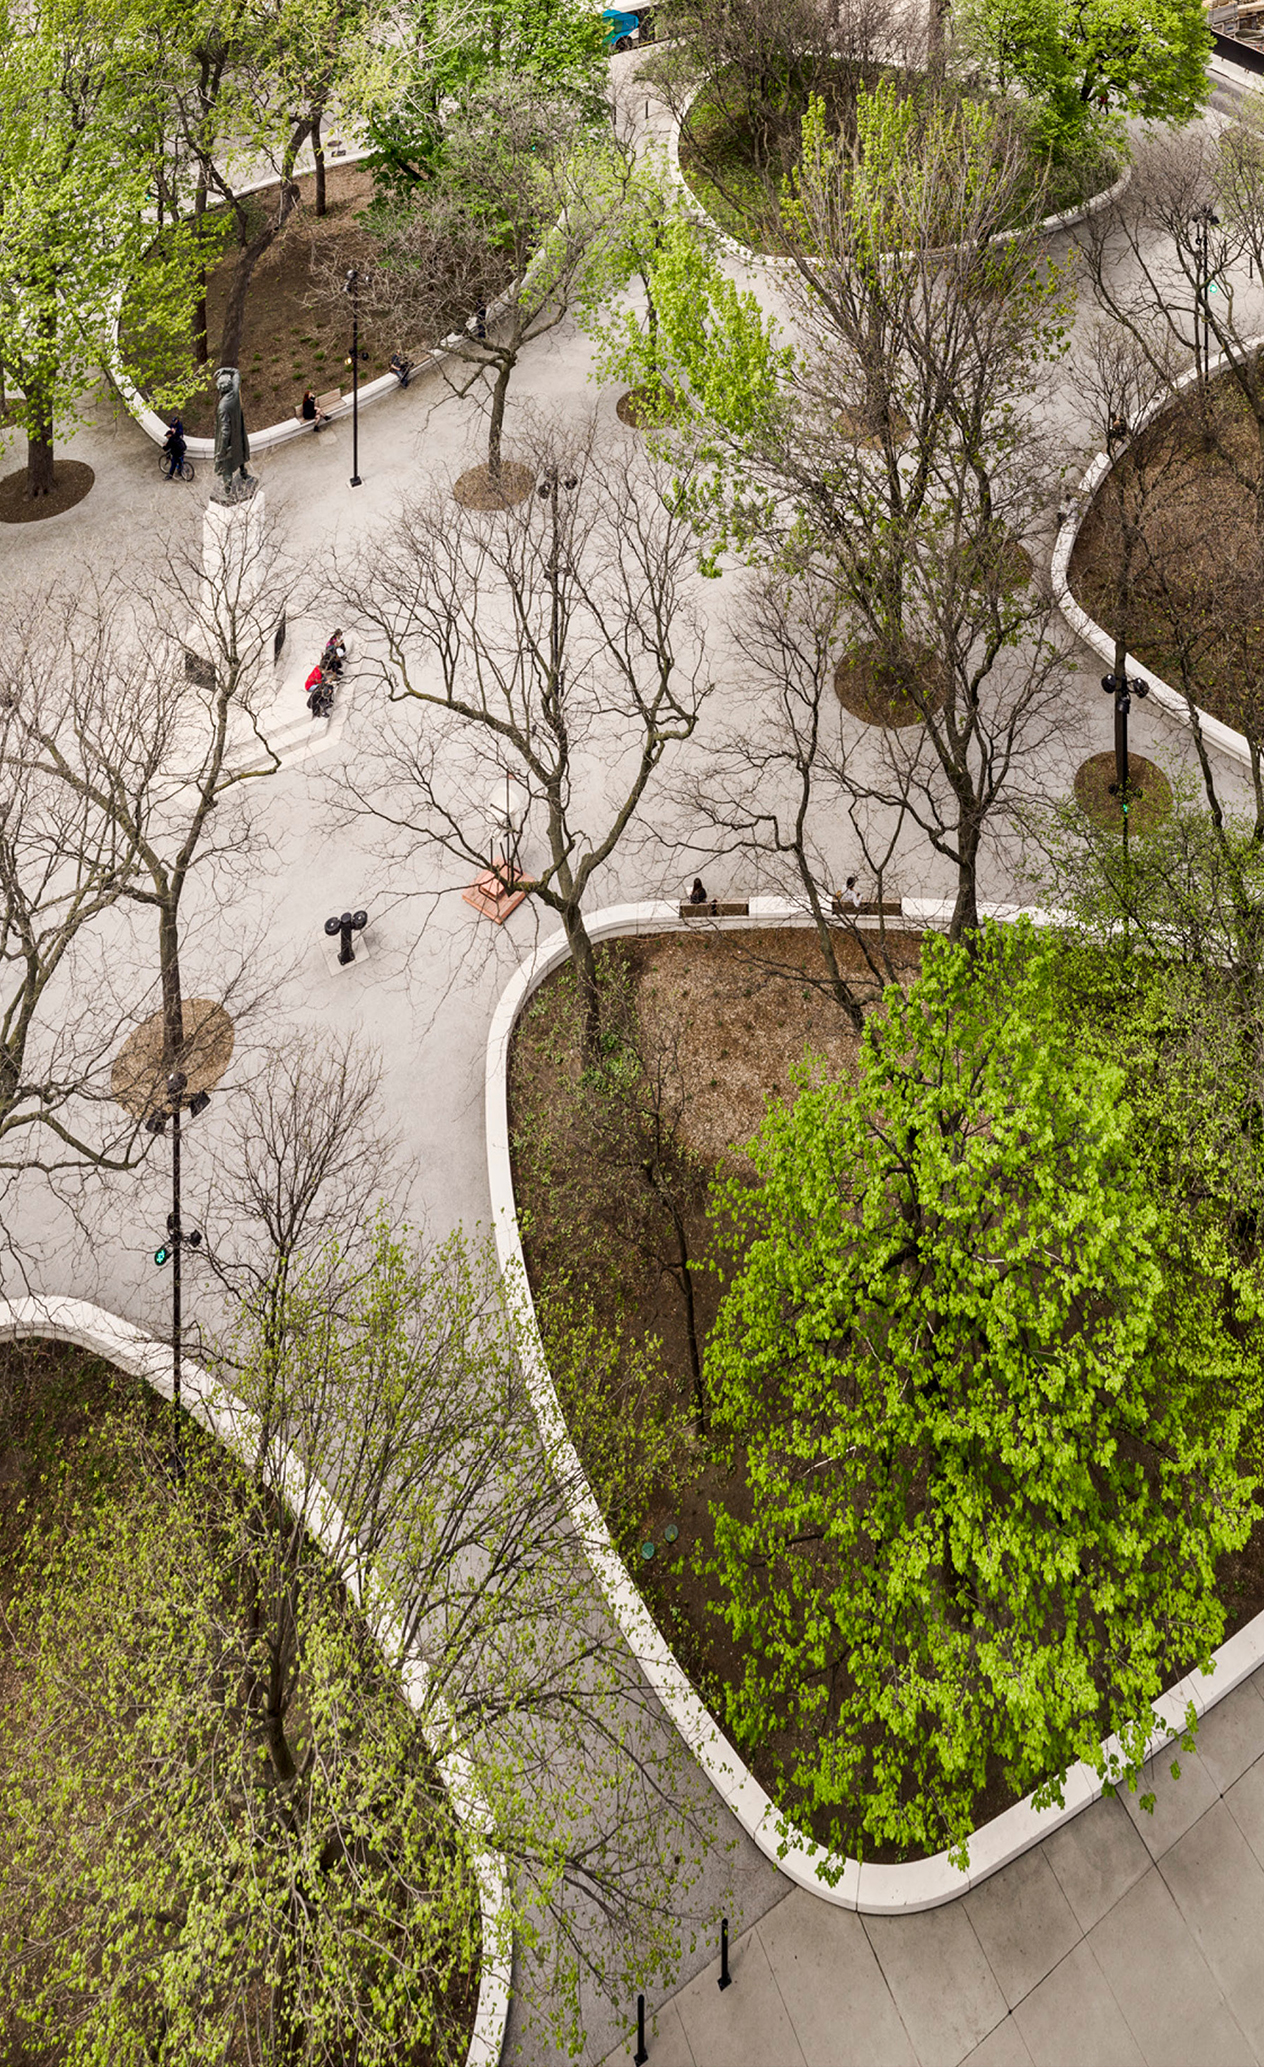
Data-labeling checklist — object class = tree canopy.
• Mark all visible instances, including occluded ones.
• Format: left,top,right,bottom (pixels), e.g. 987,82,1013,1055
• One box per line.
703,922,1263,1864
957,0,1210,159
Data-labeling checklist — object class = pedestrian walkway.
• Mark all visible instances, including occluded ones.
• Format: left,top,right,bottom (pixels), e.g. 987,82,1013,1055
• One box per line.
603,1669,1264,2067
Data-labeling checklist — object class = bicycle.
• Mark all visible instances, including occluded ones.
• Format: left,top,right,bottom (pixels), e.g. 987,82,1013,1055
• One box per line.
160,451,195,482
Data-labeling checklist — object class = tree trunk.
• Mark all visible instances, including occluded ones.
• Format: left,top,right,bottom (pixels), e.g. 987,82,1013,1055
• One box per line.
216,148,308,368
159,903,184,1070
312,109,326,216
486,354,513,480
563,901,601,1052
26,418,54,498
948,828,981,941
193,182,210,365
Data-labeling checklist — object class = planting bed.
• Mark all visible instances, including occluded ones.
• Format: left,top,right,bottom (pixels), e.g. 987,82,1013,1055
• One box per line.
509,925,1264,1864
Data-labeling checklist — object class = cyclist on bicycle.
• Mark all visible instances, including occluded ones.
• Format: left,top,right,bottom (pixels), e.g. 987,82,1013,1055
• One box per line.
162,418,187,478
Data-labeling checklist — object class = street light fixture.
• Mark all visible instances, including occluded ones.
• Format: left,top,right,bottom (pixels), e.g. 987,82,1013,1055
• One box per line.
148,1068,210,1476
1100,672,1150,850
344,266,363,489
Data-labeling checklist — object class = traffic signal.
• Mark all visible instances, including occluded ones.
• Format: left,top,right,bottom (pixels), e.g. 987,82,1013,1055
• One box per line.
154,1244,171,1267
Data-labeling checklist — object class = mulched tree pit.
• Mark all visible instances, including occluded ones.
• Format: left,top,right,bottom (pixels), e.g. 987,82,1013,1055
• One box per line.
0,461,94,523
508,929,1264,1860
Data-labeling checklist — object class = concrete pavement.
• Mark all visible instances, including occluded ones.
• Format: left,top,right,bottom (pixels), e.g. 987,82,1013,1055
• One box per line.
5,63,1264,2067
603,1670,1264,2067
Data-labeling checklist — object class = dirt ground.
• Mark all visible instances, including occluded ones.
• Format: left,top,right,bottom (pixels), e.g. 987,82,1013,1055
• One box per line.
124,164,493,440
509,927,1264,1863
1070,377,1264,745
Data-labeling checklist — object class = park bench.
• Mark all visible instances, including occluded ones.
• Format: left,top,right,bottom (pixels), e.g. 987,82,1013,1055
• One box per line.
678,900,750,919
293,387,342,428
831,897,903,917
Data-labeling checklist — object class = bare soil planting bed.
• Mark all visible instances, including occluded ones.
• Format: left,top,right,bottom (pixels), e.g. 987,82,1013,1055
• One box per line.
122,164,508,439
1070,377,1264,745
509,928,1264,1861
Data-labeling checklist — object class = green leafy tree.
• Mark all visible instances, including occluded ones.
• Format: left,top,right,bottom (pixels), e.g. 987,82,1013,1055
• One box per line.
0,0,203,497
957,0,1210,159
703,921,1262,1865
367,0,606,195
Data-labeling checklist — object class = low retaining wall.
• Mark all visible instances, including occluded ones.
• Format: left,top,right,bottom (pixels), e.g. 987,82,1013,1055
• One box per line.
1052,339,1264,776
0,1293,512,2067
486,894,1264,1914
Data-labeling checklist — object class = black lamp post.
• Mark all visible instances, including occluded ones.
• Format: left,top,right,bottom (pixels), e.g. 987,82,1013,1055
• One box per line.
148,1069,210,1473
325,908,368,964
345,266,362,488
1100,672,1150,847
1194,206,1221,390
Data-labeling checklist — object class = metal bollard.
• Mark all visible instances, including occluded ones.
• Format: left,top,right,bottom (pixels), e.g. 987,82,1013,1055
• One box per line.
718,1917,732,1991
633,1992,648,2063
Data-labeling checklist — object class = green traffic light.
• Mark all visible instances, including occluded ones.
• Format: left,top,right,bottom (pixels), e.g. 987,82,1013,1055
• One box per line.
154,1245,171,1267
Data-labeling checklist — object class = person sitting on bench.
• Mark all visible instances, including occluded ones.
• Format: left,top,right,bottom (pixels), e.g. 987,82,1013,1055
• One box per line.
389,352,413,388
299,387,329,431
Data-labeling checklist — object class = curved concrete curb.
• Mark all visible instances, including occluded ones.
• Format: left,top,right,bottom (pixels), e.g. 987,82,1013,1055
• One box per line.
111,148,528,462
1053,339,1264,775
0,1294,512,2067
664,89,1131,276
486,895,1264,1913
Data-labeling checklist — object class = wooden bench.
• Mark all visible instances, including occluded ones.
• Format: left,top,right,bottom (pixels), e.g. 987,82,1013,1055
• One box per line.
678,900,750,919
830,897,903,917
293,388,342,427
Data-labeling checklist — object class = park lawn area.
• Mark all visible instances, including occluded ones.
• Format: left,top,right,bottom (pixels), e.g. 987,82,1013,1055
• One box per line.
508,929,1264,1862
1070,373,1264,746
0,1338,481,2064
677,61,1117,254
121,162,503,439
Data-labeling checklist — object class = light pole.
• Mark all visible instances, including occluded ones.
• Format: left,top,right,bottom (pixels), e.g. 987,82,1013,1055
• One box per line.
345,266,362,489
149,1069,210,1474
1100,671,1150,852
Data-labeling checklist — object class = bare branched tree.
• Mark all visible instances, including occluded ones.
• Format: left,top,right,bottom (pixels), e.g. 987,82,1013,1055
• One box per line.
677,566,908,1026
11,522,291,1094
336,423,712,1046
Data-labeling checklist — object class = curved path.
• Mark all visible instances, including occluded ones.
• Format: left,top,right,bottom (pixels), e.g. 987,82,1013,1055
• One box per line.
3,55,1264,2067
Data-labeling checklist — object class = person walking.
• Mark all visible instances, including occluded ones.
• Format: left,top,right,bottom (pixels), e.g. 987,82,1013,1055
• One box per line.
162,418,186,479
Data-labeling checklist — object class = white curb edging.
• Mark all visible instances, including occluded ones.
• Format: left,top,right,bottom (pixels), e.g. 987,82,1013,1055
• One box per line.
0,1294,512,2066
663,89,1132,277
1053,338,1264,775
486,895,1264,1913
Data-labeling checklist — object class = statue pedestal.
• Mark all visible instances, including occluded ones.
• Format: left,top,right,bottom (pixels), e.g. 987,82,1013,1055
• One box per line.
185,484,286,689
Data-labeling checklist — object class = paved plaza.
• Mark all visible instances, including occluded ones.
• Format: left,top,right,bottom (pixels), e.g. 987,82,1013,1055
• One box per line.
605,1672,1264,2067
5,63,1264,2067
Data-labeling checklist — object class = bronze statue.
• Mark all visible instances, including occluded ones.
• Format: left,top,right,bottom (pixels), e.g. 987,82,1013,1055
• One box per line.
212,367,254,502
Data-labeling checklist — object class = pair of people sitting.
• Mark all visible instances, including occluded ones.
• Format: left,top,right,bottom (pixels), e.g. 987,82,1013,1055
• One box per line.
389,352,413,388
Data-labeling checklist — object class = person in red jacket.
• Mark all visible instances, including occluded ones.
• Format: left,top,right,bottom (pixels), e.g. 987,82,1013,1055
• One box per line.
305,664,333,717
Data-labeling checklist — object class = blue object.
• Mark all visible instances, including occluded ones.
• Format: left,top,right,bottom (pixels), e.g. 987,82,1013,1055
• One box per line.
603,7,639,47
